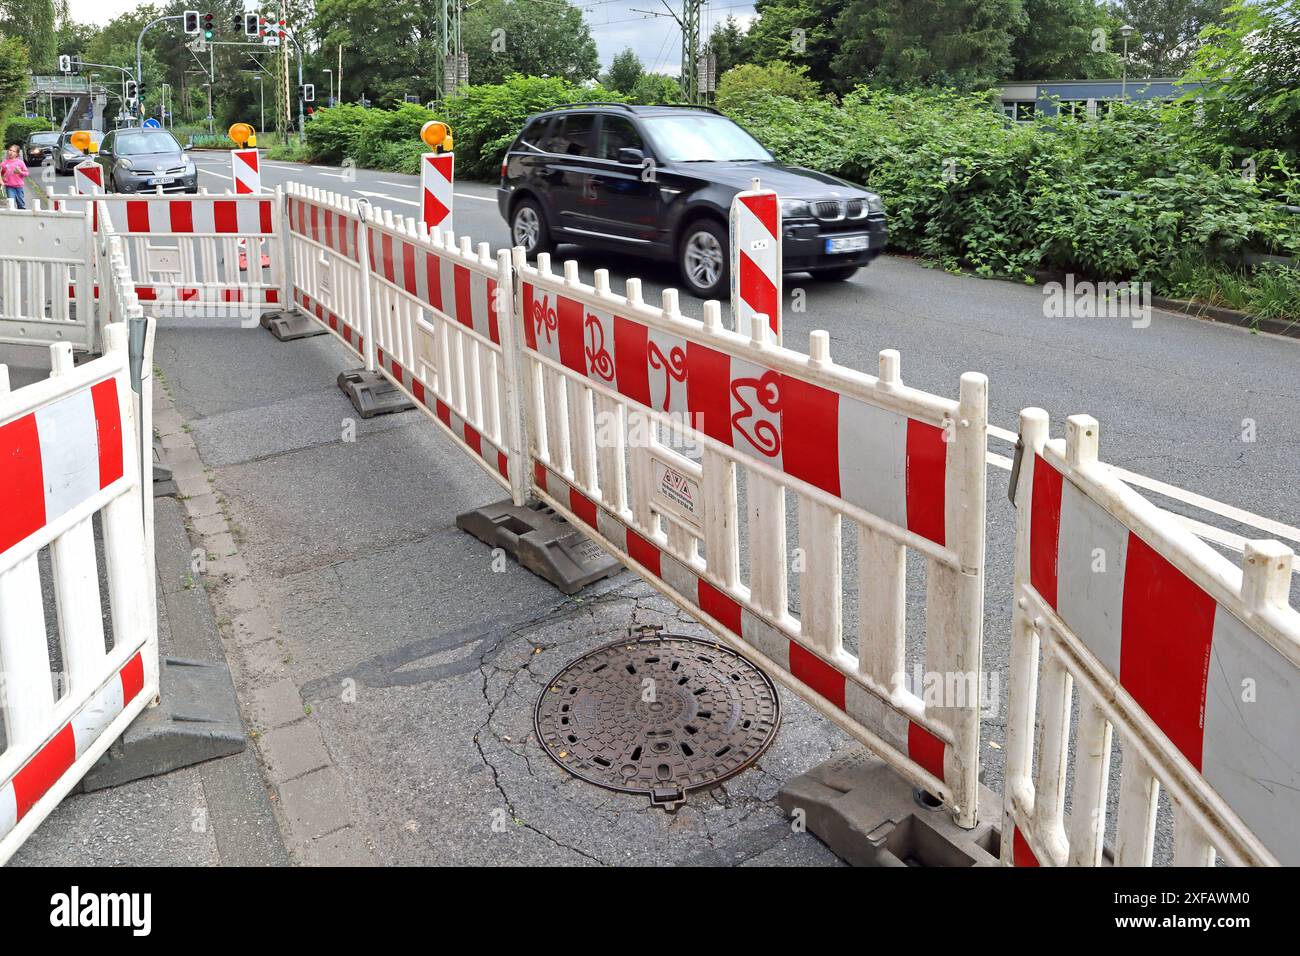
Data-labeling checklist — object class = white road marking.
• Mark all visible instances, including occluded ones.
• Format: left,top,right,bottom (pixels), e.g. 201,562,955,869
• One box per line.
378,180,415,189
199,168,230,181
455,192,495,202
355,190,418,208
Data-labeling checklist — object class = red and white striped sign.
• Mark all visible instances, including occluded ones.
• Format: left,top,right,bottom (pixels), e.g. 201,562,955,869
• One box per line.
0,652,146,846
420,152,454,233
368,228,498,343
0,379,125,556
730,185,781,341
114,197,274,235
1028,453,1300,864
231,147,261,194
72,160,103,195
519,282,948,544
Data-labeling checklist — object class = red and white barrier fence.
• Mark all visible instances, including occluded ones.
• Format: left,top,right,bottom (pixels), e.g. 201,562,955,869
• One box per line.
0,204,97,353
0,322,158,865
514,250,989,826
53,189,287,317
1005,410,1300,866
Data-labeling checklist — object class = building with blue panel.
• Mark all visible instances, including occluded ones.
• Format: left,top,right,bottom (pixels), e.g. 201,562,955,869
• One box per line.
996,78,1190,121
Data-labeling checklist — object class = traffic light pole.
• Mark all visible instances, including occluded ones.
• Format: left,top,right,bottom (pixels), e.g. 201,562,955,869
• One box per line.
137,14,183,114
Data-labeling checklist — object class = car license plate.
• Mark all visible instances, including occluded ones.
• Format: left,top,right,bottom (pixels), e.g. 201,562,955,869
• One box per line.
148,176,174,186
825,235,869,254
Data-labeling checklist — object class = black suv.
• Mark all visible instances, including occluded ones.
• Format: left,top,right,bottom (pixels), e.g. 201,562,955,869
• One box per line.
497,103,887,299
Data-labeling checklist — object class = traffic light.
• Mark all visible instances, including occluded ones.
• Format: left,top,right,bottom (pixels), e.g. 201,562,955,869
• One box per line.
202,12,214,40
244,13,259,36
300,83,315,103
183,10,199,34
125,80,139,103
58,54,72,73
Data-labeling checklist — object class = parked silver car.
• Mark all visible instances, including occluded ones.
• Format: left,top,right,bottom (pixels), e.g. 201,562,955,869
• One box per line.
94,128,198,194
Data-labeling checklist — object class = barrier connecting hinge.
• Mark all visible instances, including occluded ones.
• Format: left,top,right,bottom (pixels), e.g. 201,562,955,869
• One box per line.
1008,434,1026,506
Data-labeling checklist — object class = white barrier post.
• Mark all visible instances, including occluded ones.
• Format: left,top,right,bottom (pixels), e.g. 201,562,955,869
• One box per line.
420,152,454,234
730,178,781,342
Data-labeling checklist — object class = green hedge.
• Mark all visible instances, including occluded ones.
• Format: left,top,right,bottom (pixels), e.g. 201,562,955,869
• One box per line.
4,116,53,148
723,87,1299,285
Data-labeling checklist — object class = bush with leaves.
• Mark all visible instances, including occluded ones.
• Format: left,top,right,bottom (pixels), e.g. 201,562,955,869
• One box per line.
4,115,53,149
715,62,822,113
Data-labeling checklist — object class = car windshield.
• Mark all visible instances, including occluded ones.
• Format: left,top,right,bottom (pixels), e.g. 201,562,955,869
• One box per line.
640,114,773,163
31,133,58,144
116,131,181,155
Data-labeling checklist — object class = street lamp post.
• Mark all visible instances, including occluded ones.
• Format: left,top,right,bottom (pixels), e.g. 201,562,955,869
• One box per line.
1120,23,1134,101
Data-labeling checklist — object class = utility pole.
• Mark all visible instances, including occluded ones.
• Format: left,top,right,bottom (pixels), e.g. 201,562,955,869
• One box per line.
630,0,706,103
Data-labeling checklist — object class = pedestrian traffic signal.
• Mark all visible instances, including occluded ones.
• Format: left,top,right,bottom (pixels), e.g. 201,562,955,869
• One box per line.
300,84,315,103
58,54,72,73
244,13,259,36
202,13,214,40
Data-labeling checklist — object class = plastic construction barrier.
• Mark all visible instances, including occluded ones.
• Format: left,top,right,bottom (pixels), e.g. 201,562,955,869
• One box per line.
0,324,159,865
55,189,287,314
286,186,368,358
513,250,989,827
285,183,525,503
0,205,97,353
1004,410,1300,867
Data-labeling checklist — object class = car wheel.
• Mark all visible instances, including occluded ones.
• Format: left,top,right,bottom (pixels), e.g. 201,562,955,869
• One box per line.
678,218,729,300
810,265,860,282
511,199,553,257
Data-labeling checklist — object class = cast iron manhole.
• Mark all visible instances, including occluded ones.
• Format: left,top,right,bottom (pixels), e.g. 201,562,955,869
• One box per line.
535,630,780,809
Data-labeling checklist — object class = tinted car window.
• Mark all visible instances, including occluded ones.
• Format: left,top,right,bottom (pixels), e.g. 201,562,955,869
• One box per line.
596,117,643,161
100,132,115,153
518,117,552,151
116,131,182,155
541,115,594,157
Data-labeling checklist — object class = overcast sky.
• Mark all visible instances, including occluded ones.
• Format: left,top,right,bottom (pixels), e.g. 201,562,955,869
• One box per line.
65,0,758,71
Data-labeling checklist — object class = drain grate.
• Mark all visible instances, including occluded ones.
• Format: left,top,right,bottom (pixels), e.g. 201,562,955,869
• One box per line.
535,631,780,809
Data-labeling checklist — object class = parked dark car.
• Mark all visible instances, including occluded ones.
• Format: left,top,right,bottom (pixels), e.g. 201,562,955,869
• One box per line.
497,103,887,299
23,131,60,166
53,129,99,174
94,128,197,194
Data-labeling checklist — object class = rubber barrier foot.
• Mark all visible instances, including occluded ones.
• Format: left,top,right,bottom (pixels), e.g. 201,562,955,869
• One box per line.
456,498,623,595
152,439,177,498
777,748,1002,867
260,310,328,341
337,369,415,418
76,657,247,792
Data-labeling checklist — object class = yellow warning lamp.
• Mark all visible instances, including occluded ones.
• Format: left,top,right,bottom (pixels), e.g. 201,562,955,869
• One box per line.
228,123,256,147
70,130,96,153
420,120,453,153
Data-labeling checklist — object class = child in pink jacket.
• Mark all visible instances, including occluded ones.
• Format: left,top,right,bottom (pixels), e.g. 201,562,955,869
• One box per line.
3,145,30,209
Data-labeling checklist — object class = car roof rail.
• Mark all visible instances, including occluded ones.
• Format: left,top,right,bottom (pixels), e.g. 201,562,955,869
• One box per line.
541,102,638,113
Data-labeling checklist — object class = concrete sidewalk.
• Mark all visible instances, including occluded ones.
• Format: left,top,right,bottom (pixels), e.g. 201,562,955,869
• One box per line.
140,317,846,866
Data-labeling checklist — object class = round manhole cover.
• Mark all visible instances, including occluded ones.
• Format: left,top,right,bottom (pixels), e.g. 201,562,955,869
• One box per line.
535,632,781,809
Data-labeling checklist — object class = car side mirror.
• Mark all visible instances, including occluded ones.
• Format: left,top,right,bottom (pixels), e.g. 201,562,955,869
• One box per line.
617,147,644,165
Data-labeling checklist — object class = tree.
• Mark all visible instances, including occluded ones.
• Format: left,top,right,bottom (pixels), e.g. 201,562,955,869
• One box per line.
1179,0,1300,157
708,17,748,77
629,72,682,105
1106,0,1230,76
0,35,28,119
315,0,443,106
1011,0,1122,79
743,0,850,90
461,0,599,86
0,0,65,71
831,0,1027,90
716,62,819,112
604,48,643,95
